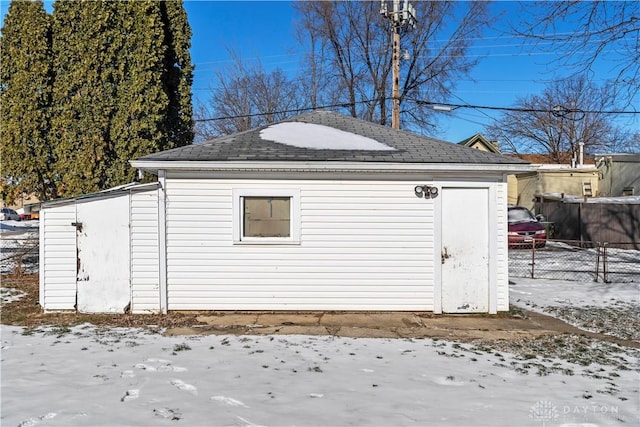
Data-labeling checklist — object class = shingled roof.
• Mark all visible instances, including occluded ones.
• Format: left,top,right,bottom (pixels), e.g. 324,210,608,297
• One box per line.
137,110,528,165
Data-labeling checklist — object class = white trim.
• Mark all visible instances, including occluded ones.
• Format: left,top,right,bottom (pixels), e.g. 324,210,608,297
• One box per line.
488,185,498,314
232,188,301,245
130,160,536,175
128,191,133,312
38,208,45,307
157,170,168,314
433,188,442,314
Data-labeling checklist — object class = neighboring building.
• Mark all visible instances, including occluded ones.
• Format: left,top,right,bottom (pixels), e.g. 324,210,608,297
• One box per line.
0,188,40,212
503,154,598,211
596,153,640,197
40,111,533,315
512,164,599,211
458,134,501,154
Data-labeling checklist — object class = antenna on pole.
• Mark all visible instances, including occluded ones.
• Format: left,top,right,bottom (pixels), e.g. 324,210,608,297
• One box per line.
380,0,417,129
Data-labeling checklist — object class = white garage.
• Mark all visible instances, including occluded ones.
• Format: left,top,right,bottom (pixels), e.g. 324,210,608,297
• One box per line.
41,111,533,314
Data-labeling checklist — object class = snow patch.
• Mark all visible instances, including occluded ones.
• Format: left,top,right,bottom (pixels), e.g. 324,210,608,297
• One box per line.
260,122,396,151
1,287,27,304
170,379,198,395
210,395,249,407
121,389,140,402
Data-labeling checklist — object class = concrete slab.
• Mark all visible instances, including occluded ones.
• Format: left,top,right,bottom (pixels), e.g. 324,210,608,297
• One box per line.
319,313,421,328
255,313,321,327
196,314,258,327
159,309,639,349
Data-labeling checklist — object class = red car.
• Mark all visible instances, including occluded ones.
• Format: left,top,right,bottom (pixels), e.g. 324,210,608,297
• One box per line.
507,206,546,248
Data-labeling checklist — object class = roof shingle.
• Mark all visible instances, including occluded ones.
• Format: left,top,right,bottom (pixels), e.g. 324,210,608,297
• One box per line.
137,110,528,165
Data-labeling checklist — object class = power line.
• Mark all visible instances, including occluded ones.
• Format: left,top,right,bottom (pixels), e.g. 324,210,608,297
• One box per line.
410,99,640,115
195,97,639,123
194,100,375,123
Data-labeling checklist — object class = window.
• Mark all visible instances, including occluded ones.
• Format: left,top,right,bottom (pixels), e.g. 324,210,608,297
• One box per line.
233,189,300,244
243,197,290,237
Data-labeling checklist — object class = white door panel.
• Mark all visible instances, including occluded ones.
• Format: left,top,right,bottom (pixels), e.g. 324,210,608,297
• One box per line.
441,187,489,313
76,197,130,313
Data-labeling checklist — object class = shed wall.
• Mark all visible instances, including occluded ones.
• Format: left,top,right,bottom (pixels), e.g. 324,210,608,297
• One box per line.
130,189,161,312
40,204,77,310
165,178,436,310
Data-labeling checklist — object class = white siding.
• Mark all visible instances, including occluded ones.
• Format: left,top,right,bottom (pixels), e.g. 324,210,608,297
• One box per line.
130,189,160,313
41,204,77,310
165,179,435,311
496,182,509,311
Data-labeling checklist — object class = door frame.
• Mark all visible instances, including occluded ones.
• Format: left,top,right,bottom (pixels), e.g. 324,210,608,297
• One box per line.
433,182,498,314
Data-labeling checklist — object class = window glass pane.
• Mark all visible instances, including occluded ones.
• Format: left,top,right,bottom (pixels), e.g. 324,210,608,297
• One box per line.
243,197,290,237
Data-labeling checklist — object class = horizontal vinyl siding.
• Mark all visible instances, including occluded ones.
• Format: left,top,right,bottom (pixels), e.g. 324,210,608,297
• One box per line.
165,179,434,311
42,205,76,310
496,182,509,311
130,190,160,313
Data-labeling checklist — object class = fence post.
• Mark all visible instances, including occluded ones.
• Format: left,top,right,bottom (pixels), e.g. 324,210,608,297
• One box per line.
530,240,536,278
595,242,600,282
603,242,609,283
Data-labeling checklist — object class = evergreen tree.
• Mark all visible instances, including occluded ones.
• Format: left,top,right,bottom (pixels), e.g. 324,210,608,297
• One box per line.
50,1,121,196
50,0,194,197
0,0,57,203
160,0,194,149
108,1,168,185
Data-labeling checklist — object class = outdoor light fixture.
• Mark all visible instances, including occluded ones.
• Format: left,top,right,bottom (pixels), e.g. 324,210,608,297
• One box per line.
414,185,438,199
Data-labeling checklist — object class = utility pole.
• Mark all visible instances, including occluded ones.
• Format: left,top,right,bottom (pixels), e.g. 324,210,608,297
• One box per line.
380,0,416,129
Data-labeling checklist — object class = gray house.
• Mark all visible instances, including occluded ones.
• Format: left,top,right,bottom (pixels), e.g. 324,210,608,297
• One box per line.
40,111,533,314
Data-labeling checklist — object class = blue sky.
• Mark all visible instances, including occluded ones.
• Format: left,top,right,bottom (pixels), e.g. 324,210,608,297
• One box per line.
2,0,637,144
185,0,555,142
181,1,639,143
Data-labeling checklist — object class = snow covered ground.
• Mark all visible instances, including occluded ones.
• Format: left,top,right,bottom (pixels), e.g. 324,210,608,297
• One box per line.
2,275,639,427
510,278,640,342
1,322,638,427
1,221,639,426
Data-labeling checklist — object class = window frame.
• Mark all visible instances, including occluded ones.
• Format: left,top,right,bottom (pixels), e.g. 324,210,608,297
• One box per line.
232,188,300,245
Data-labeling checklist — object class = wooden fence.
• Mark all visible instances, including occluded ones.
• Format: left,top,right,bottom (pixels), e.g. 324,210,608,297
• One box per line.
534,200,640,249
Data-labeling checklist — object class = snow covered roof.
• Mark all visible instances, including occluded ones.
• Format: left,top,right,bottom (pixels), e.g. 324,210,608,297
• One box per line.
135,111,529,166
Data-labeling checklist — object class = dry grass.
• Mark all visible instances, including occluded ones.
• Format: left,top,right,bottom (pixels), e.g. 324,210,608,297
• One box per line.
1,274,205,329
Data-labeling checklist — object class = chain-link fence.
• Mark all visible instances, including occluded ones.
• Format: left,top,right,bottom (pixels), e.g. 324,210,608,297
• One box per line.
1,233,39,275
509,239,640,283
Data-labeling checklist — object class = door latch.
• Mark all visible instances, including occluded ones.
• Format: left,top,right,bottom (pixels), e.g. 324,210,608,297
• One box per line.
441,247,451,264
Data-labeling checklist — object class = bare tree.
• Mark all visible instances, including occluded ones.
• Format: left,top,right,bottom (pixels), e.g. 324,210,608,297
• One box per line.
487,76,634,162
194,53,303,140
514,1,640,106
294,1,490,130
